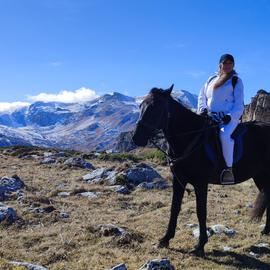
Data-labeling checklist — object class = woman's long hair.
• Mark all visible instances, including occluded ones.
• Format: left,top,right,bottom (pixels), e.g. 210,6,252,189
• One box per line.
212,66,237,90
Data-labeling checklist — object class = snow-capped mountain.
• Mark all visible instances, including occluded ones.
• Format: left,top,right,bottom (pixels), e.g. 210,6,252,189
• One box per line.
0,90,198,151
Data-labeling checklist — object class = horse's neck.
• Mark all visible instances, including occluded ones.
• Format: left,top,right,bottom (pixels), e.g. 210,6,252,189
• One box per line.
164,97,205,154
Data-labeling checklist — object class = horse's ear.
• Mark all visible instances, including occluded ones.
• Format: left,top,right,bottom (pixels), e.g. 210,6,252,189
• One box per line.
166,84,174,95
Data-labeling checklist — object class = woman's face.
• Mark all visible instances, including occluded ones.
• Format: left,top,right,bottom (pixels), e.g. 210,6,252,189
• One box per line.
220,60,234,74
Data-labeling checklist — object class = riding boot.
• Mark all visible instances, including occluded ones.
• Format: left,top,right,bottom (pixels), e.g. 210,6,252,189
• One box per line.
220,167,235,185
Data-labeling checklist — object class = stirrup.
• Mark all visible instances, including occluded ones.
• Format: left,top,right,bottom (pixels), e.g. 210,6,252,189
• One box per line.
220,168,235,185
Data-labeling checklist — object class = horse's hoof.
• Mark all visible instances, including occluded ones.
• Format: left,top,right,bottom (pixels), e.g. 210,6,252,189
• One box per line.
189,248,205,257
156,239,169,249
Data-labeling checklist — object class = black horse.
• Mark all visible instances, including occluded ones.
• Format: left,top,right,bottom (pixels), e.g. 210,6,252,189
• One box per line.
132,85,270,256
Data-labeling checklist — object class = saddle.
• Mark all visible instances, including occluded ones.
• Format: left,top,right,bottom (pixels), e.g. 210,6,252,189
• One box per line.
204,122,248,184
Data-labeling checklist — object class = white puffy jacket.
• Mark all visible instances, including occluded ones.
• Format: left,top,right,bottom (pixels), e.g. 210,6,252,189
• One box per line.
197,74,244,122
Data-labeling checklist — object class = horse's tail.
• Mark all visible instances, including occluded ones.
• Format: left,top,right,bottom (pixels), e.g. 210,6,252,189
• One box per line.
251,191,267,221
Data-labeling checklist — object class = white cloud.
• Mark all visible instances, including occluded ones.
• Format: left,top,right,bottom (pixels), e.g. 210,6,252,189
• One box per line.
50,61,63,66
185,71,207,78
27,87,99,103
0,102,30,113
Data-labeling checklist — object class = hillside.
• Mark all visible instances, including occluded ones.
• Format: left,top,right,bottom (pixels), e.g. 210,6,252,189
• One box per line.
0,146,269,270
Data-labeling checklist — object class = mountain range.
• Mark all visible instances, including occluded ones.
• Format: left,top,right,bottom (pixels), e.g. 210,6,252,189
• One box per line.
0,90,198,151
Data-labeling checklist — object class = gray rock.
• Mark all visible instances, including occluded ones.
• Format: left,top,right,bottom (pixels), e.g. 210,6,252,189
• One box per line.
96,224,126,237
109,263,127,270
83,168,108,183
77,191,101,199
64,157,95,169
137,179,168,190
83,168,117,185
57,192,71,197
59,212,69,219
116,186,130,195
223,246,233,252
185,223,198,229
192,224,235,238
0,175,25,193
192,228,214,238
41,157,56,164
0,203,17,224
9,261,48,270
105,170,117,185
123,163,163,186
139,258,175,270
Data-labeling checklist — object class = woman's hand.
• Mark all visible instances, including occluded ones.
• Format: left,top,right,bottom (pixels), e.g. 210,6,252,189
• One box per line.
222,114,231,125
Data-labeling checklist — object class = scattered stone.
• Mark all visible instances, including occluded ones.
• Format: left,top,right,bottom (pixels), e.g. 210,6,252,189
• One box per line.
0,203,17,224
110,263,127,270
77,191,101,199
41,157,56,164
9,261,48,270
233,210,241,215
28,205,56,214
223,246,233,252
116,186,130,195
64,157,95,169
137,179,168,190
109,263,127,270
115,231,144,247
57,192,71,197
59,212,69,219
192,224,235,238
246,203,254,208
94,224,126,237
83,168,117,185
123,163,163,186
0,175,25,193
192,228,214,238
211,224,236,236
139,258,175,270
185,223,198,229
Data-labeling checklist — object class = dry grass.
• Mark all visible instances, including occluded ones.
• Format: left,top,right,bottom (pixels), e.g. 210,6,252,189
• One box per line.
0,147,269,270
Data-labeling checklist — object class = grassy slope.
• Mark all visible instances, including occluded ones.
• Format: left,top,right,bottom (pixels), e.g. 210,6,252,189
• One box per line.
0,147,269,270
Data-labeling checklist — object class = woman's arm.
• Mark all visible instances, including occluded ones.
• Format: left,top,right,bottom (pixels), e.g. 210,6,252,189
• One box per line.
197,82,208,113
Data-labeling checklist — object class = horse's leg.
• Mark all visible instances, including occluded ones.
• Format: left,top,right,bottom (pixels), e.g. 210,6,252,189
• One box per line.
262,205,270,235
253,173,270,235
191,182,208,257
158,176,186,248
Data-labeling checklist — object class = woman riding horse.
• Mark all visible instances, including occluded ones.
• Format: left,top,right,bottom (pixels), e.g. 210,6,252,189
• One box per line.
198,54,244,184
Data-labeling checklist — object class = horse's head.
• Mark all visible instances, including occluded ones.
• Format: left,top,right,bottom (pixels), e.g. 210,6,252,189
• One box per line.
132,84,174,146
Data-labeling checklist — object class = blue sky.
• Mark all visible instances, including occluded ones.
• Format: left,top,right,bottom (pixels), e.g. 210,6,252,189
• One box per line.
0,0,269,109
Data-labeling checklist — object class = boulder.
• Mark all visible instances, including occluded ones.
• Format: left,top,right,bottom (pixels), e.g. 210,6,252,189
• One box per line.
137,179,168,190
41,157,56,164
9,261,48,270
139,258,175,270
0,203,17,224
64,157,95,169
123,163,163,186
83,168,117,185
0,175,25,194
